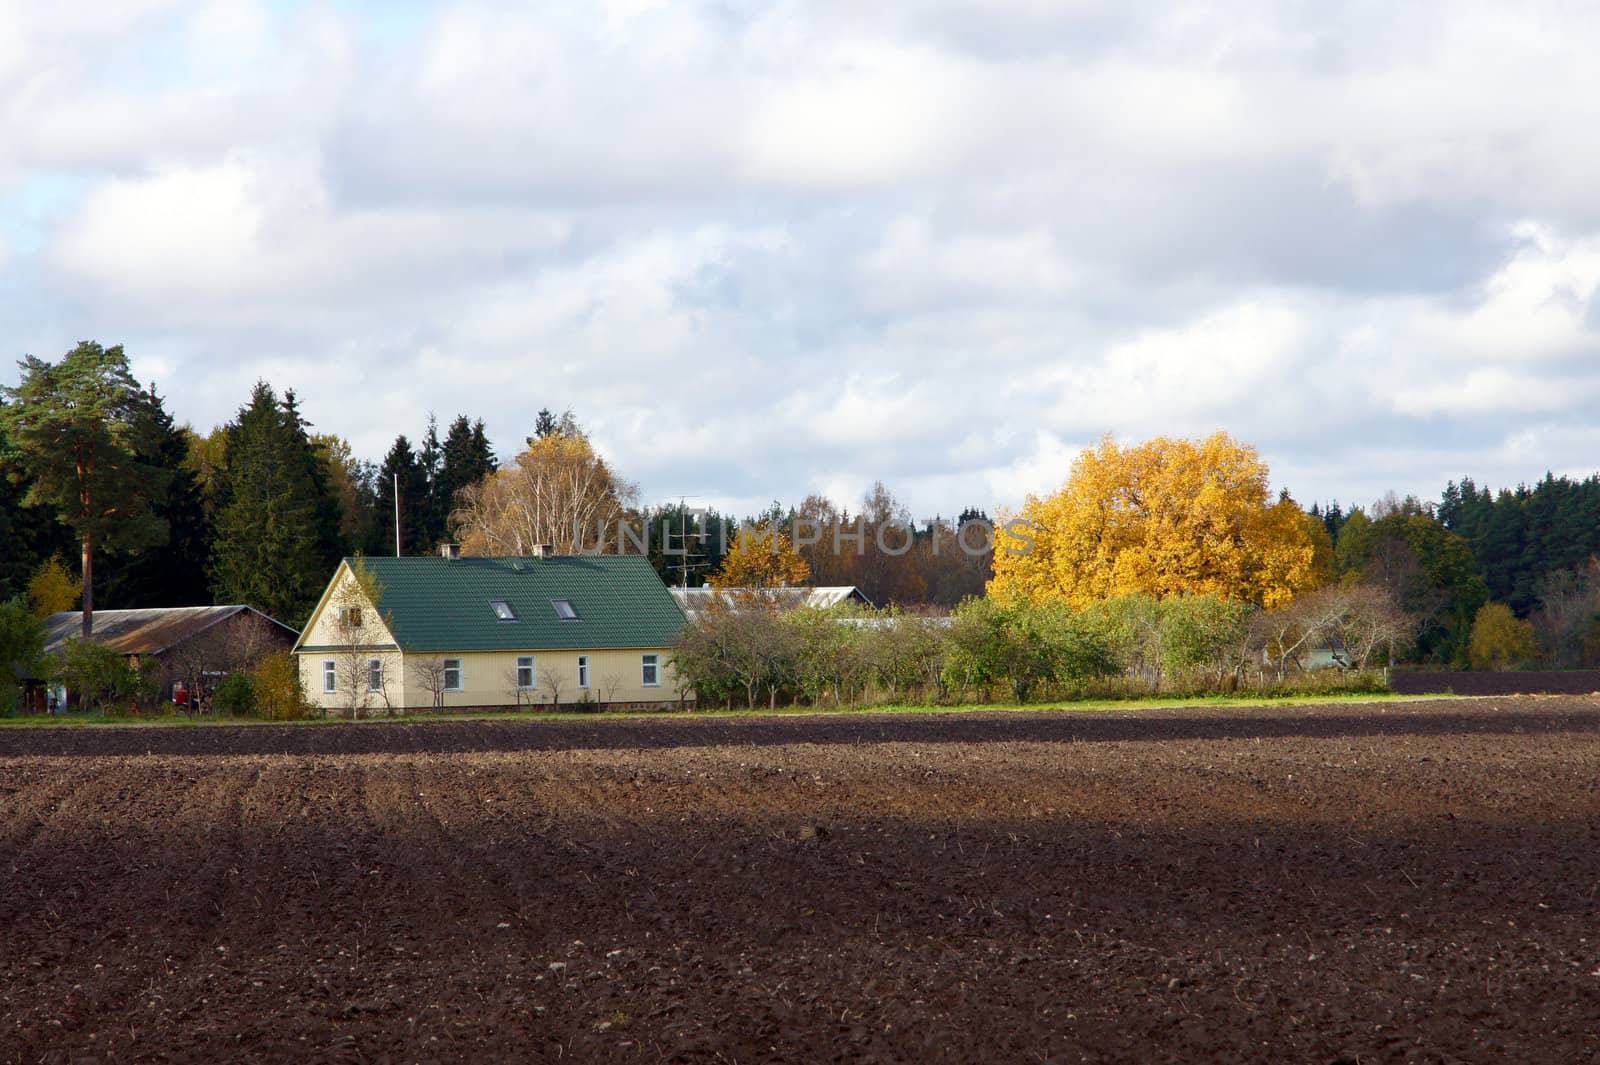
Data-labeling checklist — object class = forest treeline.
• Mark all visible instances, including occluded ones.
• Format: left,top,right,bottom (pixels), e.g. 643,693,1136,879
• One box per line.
2,342,1598,671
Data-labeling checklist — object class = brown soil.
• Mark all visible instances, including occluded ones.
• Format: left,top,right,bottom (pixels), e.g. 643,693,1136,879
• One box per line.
1389,670,1600,696
2,696,1598,1063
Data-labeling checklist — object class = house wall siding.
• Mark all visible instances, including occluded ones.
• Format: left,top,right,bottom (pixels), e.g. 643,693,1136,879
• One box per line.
298,648,681,713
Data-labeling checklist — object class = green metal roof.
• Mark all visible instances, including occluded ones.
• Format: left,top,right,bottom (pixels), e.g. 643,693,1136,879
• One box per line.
326,555,685,653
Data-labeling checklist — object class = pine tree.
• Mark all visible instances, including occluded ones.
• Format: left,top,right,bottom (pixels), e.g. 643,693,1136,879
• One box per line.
0,342,169,637
209,382,343,625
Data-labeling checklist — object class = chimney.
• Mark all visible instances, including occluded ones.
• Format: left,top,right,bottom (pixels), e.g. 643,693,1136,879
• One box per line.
533,544,554,559
440,543,461,560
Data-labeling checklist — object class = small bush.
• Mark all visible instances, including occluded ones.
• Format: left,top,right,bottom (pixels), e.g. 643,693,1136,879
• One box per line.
212,672,257,716
251,652,314,720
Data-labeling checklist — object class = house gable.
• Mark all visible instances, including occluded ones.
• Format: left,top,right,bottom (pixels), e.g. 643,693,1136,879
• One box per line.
293,561,402,654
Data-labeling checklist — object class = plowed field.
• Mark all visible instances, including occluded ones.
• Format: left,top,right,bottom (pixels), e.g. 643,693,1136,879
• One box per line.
3,696,1598,1063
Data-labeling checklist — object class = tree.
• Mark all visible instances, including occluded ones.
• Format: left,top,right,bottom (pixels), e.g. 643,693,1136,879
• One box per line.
411,655,452,708
711,524,811,588
161,610,283,706
1081,593,1165,683
990,432,1324,609
95,386,213,608
1339,512,1487,665
417,415,444,547
433,415,497,545
374,434,429,556
1469,603,1538,671
27,556,81,617
785,604,869,707
540,664,566,710
719,597,798,708
597,671,624,710
865,613,950,703
209,382,344,625
51,637,156,714
314,434,381,554
454,423,635,556
1158,595,1254,685
849,482,927,606
0,598,46,714
0,413,75,602
943,597,1111,704
0,342,169,638
326,558,397,718
1529,558,1600,668
251,651,313,720
1331,584,1415,670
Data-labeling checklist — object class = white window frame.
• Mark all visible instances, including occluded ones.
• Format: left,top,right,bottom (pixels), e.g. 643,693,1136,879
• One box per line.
490,599,516,622
551,599,579,621
322,660,336,694
641,653,660,687
443,658,463,692
577,655,589,689
516,655,536,690
367,657,383,693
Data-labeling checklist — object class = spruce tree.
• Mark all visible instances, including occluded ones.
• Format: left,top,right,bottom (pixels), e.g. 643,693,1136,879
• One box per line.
375,435,429,556
209,381,342,625
418,415,445,548
96,386,213,608
433,415,498,544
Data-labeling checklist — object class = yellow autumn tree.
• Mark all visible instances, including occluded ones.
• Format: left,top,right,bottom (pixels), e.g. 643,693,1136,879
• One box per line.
453,427,636,556
990,432,1326,609
27,556,82,618
711,525,811,588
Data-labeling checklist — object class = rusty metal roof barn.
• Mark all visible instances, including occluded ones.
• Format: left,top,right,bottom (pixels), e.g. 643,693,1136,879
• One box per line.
43,606,300,657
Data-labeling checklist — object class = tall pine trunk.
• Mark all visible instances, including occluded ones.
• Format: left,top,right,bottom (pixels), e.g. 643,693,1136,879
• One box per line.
80,446,94,639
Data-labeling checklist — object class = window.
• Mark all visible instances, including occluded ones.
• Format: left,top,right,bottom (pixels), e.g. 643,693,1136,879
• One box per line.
641,653,660,687
551,599,579,621
577,655,589,689
322,660,336,694
490,600,517,622
443,658,463,692
516,656,535,689
343,606,362,628
367,658,383,693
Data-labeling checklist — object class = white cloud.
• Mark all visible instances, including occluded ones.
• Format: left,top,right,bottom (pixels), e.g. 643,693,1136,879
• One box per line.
10,1,1600,521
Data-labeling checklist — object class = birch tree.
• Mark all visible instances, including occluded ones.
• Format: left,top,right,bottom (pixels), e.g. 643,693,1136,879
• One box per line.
453,424,635,556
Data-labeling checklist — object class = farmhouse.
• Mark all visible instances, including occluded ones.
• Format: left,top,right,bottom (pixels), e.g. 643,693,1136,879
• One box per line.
293,552,688,713
40,605,300,710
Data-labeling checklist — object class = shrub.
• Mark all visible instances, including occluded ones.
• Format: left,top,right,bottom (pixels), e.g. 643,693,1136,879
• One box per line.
944,597,1113,704
212,672,257,716
51,638,157,714
0,597,46,715
251,652,314,720
1468,603,1538,671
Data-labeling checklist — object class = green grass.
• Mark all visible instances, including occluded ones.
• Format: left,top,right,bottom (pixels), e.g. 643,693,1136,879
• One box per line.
0,689,1457,729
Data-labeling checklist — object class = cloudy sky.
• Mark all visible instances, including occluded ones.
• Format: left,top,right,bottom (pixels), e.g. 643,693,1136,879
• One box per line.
4,1,1600,520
